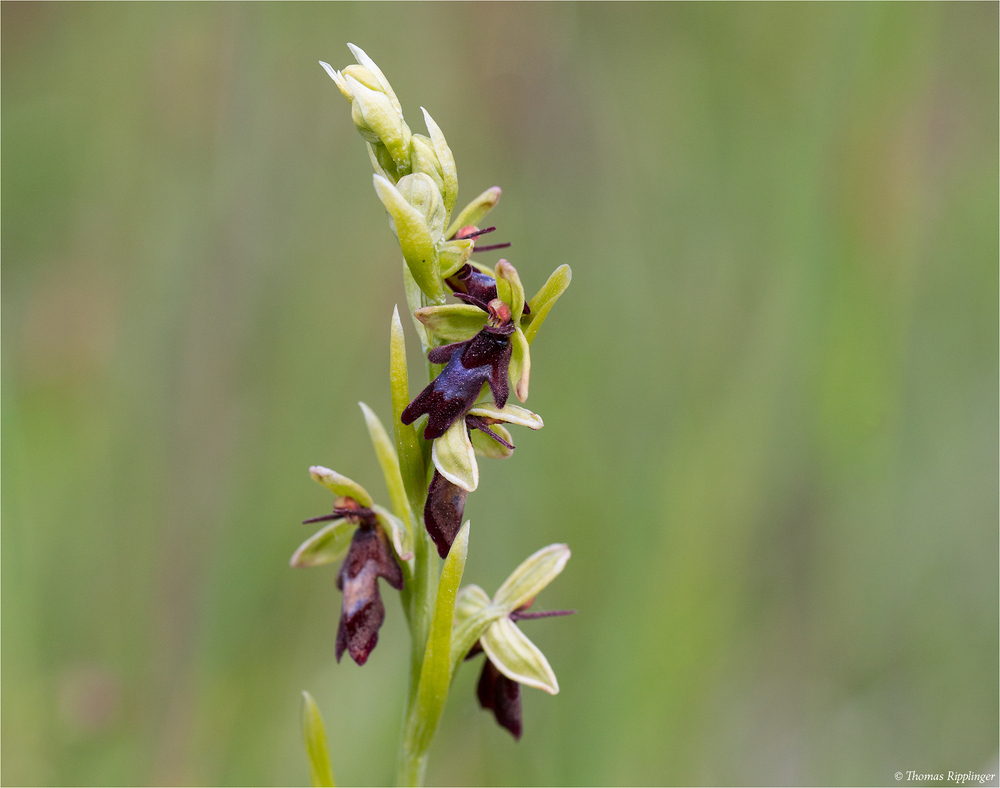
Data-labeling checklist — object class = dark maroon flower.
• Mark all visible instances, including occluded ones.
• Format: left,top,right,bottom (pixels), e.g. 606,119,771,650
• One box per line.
305,499,403,666
423,469,468,558
401,300,514,440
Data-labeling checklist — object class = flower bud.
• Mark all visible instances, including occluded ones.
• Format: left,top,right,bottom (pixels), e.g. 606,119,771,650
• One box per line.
409,134,446,199
344,75,411,171
396,173,446,241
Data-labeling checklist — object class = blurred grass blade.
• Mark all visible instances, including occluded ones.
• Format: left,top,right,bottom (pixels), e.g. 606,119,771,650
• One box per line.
301,691,335,787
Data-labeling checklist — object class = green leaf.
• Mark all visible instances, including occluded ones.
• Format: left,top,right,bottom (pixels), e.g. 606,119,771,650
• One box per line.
495,260,525,323
445,186,501,240
421,107,458,216
372,505,413,562
431,419,479,491
508,328,531,402
390,307,426,507
523,264,572,345
471,423,513,459
301,691,336,787
414,304,487,342
358,402,412,532
289,519,353,568
481,616,559,694
412,520,470,753
374,175,444,303
308,466,373,508
493,543,571,612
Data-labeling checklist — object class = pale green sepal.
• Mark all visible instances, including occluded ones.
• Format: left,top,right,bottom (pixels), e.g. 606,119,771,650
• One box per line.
454,584,491,626
372,505,414,562
524,264,572,345
374,176,444,303
495,260,525,323
449,603,508,676
493,543,571,612
412,520,470,753
289,519,353,568
432,418,478,492
396,173,446,241
408,135,445,198
301,691,336,787
346,43,402,115
319,61,352,101
471,423,513,459
508,327,531,402
438,238,475,279
344,75,408,166
390,307,426,505
309,466,374,508
481,616,559,694
358,402,412,532
468,401,543,430
421,108,458,216
414,303,487,342
445,186,501,240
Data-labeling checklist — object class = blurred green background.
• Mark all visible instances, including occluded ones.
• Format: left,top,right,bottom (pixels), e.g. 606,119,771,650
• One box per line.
3,3,997,786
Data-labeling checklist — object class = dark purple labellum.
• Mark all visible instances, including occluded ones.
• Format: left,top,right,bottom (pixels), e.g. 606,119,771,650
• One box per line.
423,470,468,558
401,323,513,440
335,524,404,665
477,656,523,740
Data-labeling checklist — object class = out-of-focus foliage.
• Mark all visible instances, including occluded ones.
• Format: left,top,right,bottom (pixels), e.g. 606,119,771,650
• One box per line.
2,3,996,786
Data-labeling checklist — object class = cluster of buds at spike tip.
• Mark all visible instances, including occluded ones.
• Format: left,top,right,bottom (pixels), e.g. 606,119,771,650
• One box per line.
291,467,412,665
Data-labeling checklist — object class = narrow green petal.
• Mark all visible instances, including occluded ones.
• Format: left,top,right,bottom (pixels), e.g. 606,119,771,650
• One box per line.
450,602,508,675
301,691,336,787
359,402,412,532
411,521,470,753
445,186,501,240
523,264,572,345
390,307,426,506
432,418,479,492
289,519,353,568
308,466,373,508
493,543,571,612
481,616,559,694
414,303,487,342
